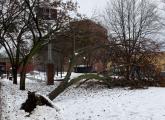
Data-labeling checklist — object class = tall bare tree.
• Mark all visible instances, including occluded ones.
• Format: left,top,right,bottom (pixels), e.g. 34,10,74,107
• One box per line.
0,0,79,90
0,0,28,84
103,0,161,80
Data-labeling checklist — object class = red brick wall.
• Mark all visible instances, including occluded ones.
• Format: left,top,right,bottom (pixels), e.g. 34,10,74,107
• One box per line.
0,62,35,73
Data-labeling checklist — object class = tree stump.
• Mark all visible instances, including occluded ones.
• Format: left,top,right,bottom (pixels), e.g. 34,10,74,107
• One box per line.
20,91,55,114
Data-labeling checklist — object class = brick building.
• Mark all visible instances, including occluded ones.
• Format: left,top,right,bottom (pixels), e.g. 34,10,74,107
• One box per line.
37,19,109,73
0,57,35,75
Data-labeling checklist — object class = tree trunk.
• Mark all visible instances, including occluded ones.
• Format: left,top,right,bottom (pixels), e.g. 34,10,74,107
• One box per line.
48,73,106,100
47,63,55,85
12,65,18,84
20,69,26,90
48,81,68,100
20,62,28,90
126,65,130,81
13,41,20,84
48,54,75,100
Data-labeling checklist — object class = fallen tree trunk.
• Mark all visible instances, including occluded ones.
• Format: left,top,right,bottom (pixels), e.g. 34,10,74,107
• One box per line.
48,73,108,100
48,46,110,100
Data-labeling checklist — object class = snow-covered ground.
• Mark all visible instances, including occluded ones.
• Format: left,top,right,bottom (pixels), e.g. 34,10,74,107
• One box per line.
1,72,165,120
26,71,83,81
0,78,62,120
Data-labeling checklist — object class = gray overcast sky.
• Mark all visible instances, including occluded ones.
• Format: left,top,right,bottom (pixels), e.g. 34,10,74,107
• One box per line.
75,0,161,17
75,0,107,17
75,0,165,40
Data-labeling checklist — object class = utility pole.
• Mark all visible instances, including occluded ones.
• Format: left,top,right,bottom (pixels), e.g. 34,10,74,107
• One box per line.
47,21,54,85
36,0,57,85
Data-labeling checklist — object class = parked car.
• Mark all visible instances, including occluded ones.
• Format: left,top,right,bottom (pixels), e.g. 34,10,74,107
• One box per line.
74,65,92,73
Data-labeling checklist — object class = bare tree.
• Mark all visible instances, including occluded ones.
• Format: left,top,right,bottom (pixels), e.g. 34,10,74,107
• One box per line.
103,0,161,80
0,0,79,90
0,0,29,84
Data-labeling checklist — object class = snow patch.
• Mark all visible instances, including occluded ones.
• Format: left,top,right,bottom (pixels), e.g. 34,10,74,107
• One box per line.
35,93,61,112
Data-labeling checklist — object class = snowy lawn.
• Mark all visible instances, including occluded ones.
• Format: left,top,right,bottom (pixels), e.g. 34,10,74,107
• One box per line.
1,73,165,120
